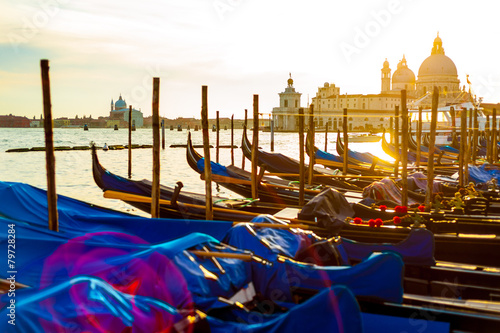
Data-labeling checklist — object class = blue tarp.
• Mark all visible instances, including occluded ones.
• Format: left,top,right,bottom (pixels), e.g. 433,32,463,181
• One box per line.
0,275,364,333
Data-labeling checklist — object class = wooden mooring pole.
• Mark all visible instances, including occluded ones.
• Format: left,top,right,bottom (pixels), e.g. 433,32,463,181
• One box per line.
231,115,234,165
251,95,259,200
425,87,439,208
299,108,305,206
151,78,161,218
128,105,132,179
459,107,467,187
242,109,247,169
40,59,58,232
343,108,348,175
201,86,213,220
493,108,498,163
416,106,422,168
400,90,408,207
394,105,399,177
308,104,315,185
216,111,220,164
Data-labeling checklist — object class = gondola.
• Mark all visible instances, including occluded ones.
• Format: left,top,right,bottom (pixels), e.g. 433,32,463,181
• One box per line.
92,145,287,221
186,132,319,205
335,130,395,170
3,181,500,331
241,126,368,190
306,130,394,179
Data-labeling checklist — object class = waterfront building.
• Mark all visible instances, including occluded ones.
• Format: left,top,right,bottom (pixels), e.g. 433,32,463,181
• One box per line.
0,114,30,128
271,74,304,132
109,94,144,128
273,34,473,132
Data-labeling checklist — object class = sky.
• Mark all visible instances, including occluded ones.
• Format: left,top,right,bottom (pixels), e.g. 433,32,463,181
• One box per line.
2,0,500,120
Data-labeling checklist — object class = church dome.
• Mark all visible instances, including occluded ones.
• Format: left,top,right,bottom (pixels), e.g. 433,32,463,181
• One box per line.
418,54,457,77
392,55,415,84
114,95,127,110
418,33,457,77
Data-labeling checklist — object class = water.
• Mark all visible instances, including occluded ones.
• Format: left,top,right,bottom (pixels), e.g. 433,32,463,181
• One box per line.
0,127,391,216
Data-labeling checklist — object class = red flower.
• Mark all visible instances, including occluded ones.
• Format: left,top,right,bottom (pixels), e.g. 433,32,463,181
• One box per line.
395,206,408,214
368,219,376,227
353,217,362,224
379,205,387,212
418,205,425,212
393,216,401,224
375,218,383,227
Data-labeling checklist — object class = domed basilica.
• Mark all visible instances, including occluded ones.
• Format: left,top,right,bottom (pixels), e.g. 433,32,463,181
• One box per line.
382,33,468,108
272,34,473,132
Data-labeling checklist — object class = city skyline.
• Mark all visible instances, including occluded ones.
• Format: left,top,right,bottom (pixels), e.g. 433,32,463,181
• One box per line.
2,0,500,120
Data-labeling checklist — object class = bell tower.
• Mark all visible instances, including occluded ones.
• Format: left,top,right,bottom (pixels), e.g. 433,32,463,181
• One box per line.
381,59,391,93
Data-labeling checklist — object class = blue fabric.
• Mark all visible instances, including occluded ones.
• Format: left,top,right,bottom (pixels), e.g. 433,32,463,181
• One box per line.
0,181,233,243
468,164,500,184
223,221,313,260
342,229,436,266
315,148,343,163
255,252,404,304
197,158,233,178
0,276,363,333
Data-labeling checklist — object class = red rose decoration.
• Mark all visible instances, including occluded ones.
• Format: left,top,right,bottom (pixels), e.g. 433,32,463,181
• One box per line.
368,219,376,227
418,205,425,212
379,205,387,212
375,218,383,227
393,216,401,224
353,217,362,224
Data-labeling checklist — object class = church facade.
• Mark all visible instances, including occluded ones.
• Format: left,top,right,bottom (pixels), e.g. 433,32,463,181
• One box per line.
272,34,472,132
109,95,144,128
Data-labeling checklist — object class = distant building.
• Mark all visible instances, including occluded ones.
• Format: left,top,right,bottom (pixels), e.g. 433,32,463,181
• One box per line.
0,114,30,127
109,95,144,128
271,74,303,131
301,34,472,132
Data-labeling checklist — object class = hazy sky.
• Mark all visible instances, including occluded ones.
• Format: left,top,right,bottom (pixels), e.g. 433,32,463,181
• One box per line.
2,0,500,120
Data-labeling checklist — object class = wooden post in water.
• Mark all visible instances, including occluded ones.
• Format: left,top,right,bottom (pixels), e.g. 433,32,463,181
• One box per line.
450,106,456,138
324,123,329,152
251,95,259,200
242,109,247,169
216,111,220,164
486,115,491,163
493,108,498,163
389,117,394,144
201,86,213,220
308,104,315,185
400,90,408,207
425,87,439,208
151,78,161,218
468,108,473,165
40,59,58,232
298,108,305,206
231,115,234,165
342,108,349,175
161,119,165,150
416,106,423,168
270,116,275,152
128,105,132,179
459,108,467,187
394,106,400,177
472,108,479,164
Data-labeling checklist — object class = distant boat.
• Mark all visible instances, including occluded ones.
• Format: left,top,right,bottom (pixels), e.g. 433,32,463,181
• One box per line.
83,124,88,131
103,143,109,151
343,133,382,143
113,124,118,130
